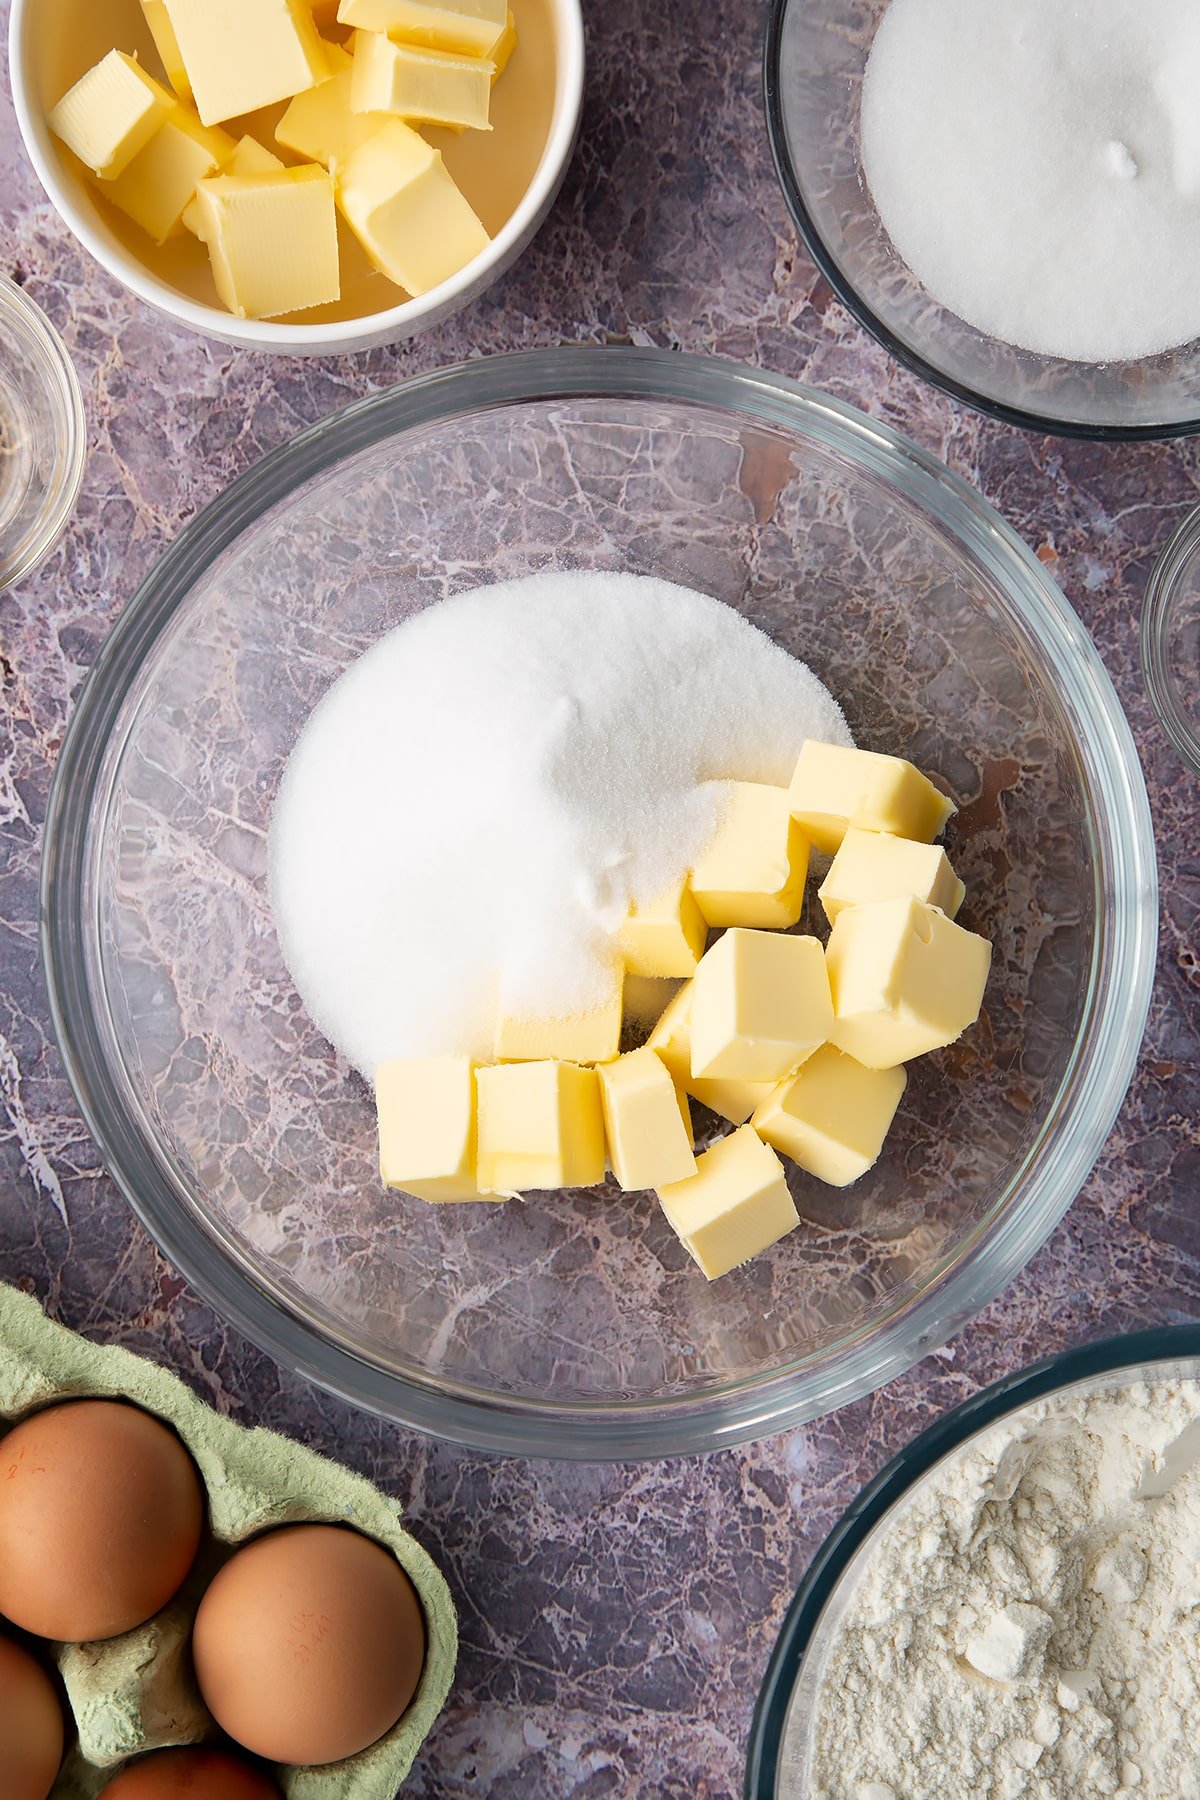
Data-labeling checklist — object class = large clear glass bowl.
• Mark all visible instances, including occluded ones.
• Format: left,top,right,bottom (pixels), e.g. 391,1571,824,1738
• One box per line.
746,1327,1200,1796
40,347,1157,1459
764,0,1200,440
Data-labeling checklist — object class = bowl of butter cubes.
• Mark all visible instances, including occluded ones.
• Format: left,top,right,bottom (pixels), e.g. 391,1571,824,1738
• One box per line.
9,0,585,351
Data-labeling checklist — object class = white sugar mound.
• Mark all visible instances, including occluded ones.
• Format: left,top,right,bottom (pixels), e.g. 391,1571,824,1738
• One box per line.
269,571,850,1076
861,0,1200,362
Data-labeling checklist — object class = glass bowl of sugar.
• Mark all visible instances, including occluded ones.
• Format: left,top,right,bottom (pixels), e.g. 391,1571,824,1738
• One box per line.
40,346,1156,1459
765,0,1200,438
746,1326,1200,1797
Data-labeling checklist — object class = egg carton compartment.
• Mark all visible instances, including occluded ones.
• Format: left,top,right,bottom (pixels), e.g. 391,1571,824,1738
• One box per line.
0,1283,457,1799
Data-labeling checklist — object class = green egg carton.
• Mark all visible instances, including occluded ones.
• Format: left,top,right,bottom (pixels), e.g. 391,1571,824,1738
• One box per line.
0,1284,457,1800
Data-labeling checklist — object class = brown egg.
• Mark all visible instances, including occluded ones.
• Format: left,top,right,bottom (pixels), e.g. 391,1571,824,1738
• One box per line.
0,1634,64,1800
97,1747,281,1799
192,1525,426,1765
0,1399,205,1640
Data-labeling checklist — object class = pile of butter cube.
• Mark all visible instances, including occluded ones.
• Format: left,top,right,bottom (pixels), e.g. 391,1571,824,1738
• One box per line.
47,0,514,320
377,742,993,1282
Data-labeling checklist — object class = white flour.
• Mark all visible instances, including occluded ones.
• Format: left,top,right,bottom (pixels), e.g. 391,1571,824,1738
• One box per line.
809,1381,1200,1799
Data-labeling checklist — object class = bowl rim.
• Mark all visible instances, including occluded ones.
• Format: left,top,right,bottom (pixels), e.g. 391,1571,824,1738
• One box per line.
761,0,1200,444
39,344,1159,1460
743,1322,1200,1797
1141,503,1200,778
8,0,585,354
0,276,87,590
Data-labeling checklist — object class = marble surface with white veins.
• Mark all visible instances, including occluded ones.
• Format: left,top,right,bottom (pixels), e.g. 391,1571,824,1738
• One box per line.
2,2,1199,1795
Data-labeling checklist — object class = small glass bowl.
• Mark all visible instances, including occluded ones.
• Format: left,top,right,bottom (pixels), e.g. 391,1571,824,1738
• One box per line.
1142,507,1200,778
0,278,85,590
746,1326,1200,1796
763,0,1200,439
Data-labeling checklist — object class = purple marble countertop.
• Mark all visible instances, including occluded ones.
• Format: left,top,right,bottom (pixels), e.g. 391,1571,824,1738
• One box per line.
2,2,1199,1794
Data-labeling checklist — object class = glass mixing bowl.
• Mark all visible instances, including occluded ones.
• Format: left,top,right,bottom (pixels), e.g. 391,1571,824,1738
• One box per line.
763,0,1200,440
41,347,1157,1459
745,1326,1200,1796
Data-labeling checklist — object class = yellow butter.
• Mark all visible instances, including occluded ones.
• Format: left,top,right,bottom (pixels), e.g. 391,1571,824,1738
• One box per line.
476,1061,606,1194
162,0,332,126
597,1048,697,1192
191,166,340,318
645,983,773,1127
495,981,623,1066
690,928,833,1084
103,104,235,244
49,50,175,180
141,0,193,99
826,895,992,1069
788,740,957,855
377,1055,496,1201
818,826,965,925
337,118,489,294
337,0,508,57
752,1046,906,1188
277,45,387,170
490,8,517,79
619,878,707,980
182,135,284,236
689,780,809,929
351,31,493,129
656,1125,799,1281
623,974,683,1028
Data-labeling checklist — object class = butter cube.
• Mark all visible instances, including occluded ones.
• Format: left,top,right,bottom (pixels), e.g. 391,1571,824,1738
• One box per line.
351,31,493,129
490,9,517,80
752,1046,906,1187
162,0,332,126
623,974,683,1027
277,41,388,170
49,51,175,180
619,878,707,979
102,104,235,243
141,0,193,99
377,1056,495,1201
476,1061,606,1194
191,166,340,318
788,741,957,855
689,781,809,929
657,1126,799,1281
691,928,833,1084
337,119,490,295
818,826,965,925
645,983,773,1127
495,982,623,1065
337,0,508,58
826,895,992,1068
181,135,283,235
597,1049,697,1192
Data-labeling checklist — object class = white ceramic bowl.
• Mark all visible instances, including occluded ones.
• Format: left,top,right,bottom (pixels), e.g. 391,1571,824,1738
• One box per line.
9,0,584,355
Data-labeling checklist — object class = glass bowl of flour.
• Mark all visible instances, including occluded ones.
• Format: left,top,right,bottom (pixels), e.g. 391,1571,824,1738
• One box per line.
40,347,1155,1458
765,0,1200,438
747,1327,1200,1799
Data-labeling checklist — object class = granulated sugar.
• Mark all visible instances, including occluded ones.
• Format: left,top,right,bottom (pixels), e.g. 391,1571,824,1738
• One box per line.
808,1380,1200,1799
861,0,1200,362
269,571,849,1076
